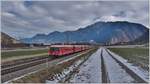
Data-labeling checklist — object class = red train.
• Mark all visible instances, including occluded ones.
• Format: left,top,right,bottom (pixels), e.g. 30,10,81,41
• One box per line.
48,45,90,57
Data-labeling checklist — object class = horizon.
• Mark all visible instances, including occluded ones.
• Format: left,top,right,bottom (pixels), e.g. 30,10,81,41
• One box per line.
1,1,149,39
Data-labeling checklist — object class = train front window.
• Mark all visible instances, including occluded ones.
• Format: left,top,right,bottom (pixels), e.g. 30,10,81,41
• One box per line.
50,47,59,51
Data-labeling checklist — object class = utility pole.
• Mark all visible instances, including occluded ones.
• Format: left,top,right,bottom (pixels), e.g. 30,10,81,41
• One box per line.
46,55,49,73
66,32,69,44
47,45,51,72
47,57,49,68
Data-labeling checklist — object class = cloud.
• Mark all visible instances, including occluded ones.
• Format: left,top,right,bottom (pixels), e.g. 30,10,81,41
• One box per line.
1,1,149,39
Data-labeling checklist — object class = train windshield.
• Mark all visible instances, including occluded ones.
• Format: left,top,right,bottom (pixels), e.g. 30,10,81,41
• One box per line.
50,47,59,51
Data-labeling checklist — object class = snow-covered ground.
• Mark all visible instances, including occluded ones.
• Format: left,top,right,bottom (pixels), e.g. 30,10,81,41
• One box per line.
107,48,149,82
68,48,102,83
102,48,135,83
46,47,148,83
68,47,148,83
46,59,84,83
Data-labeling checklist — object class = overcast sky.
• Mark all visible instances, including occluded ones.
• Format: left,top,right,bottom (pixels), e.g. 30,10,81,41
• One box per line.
1,0,149,39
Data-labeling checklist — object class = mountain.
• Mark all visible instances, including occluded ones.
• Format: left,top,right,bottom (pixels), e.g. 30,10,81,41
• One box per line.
1,32,29,48
129,30,149,44
1,32,20,45
21,21,149,45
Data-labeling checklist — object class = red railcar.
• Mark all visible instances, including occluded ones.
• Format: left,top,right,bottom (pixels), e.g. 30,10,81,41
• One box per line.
48,45,89,57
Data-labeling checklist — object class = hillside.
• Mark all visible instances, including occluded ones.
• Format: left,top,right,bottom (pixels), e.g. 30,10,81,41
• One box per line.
1,32,19,45
1,32,29,48
129,30,149,44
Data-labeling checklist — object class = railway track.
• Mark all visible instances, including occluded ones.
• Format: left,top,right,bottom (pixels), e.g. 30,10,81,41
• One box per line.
1,56,48,69
1,56,53,75
1,49,92,83
1,54,75,75
1,50,90,76
2,53,81,75
101,48,147,83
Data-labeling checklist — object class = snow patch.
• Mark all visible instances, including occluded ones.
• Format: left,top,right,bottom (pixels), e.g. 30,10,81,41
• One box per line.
102,48,135,83
46,55,85,83
69,48,102,83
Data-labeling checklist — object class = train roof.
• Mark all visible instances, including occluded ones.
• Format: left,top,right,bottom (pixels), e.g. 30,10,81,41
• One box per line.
50,44,89,47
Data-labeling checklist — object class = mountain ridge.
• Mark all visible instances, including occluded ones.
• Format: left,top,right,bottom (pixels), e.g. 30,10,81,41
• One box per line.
21,21,149,45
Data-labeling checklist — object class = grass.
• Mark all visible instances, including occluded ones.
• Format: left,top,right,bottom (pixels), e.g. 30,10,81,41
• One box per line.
1,49,48,59
108,48,149,70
